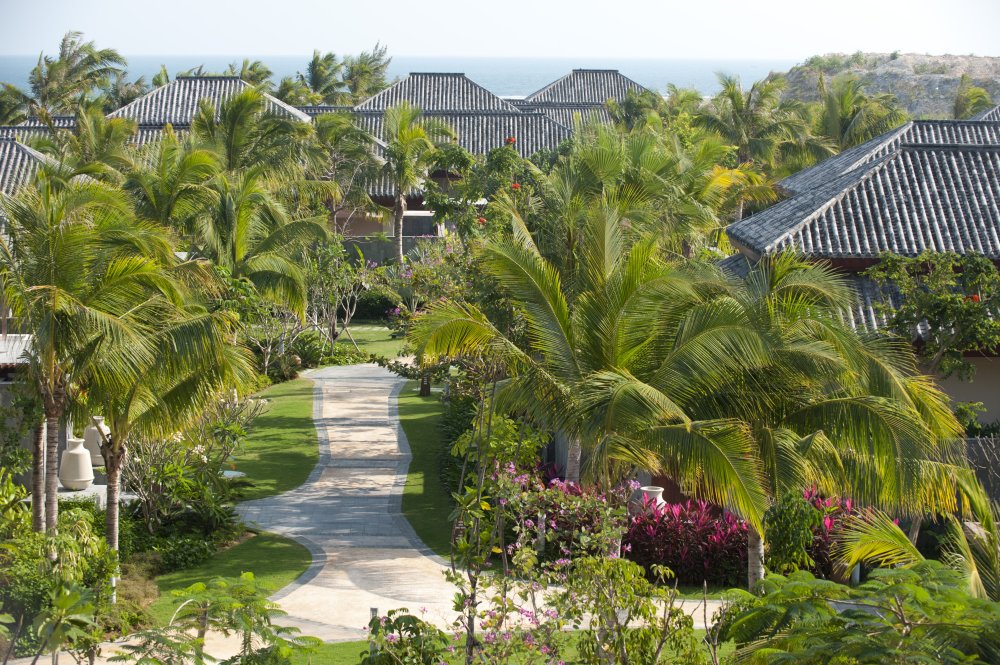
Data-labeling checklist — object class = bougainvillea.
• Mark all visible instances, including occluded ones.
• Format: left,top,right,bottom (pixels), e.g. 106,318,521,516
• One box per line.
624,499,748,588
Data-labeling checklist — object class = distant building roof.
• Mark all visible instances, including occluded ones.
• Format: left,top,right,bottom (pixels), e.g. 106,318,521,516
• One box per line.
109,75,311,125
729,135,1000,260
354,73,523,113
296,105,354,117
0,137,52,197
523,69,649,104
972,105,1000,122
508,100,612,128
0,334,30,368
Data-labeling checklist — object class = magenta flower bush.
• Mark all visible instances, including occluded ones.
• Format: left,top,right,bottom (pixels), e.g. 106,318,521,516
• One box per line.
624,498,748,588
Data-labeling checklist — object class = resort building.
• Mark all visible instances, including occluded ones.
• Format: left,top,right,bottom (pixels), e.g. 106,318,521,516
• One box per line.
723,106,1000,418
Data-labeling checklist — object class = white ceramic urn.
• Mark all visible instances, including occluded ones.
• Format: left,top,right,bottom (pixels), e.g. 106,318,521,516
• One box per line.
59,437,95,491
640,485,666,507
83,417,109,466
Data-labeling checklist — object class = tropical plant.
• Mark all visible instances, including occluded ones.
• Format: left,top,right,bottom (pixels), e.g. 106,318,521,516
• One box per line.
24,31,126,114
380,102,455,264
954,73,993,119
224,59,273,89
341,44,392,104
298,50,345,105
816,75,908,150
0,84,29,125
99,72,149,114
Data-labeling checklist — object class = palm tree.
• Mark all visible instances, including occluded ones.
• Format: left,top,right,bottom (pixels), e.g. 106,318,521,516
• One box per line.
26,31,126,114
298,51,345,105
380,102,455,264
817,75,908,150
225,59,274,90
273,77,319,106
696,75,831,217
196,168,327,314
35,104,137,184
0,84,29,125
342,44,392,103
954,74,994,120
0,171,173,533
99,72,149,114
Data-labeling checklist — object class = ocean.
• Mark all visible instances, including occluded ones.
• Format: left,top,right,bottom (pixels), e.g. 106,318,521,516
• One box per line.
0,55,797,98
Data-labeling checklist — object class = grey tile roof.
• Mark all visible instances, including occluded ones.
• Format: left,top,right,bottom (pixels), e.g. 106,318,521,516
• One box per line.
779,120,1000,195
0,334,31,368
509,100,610,128
108,76,311,124
297,105,354,117
354,73,521,113
729,142,1000,259
972,105,1000,122
357,110,571,198
524,69,650,104
18,116,77,128
0,137,52,196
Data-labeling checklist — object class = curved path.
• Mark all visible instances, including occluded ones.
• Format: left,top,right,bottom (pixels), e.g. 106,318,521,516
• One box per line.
237,364,457,641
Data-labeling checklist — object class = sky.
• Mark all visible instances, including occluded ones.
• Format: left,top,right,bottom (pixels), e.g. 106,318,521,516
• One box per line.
0,0,998,60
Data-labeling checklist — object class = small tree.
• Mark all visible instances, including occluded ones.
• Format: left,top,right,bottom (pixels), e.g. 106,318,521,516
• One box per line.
865,251,1000,380
954,73,993,120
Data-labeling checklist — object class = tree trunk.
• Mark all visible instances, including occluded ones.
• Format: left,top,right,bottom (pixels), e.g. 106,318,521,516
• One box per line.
393,193,407,265
748,525,765,590
104,447,123,551
564,437,582,485
31,418,45,532
44,411,60,534
419,373,431,397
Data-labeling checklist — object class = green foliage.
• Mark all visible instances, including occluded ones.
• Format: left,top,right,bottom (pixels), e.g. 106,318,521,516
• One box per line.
0,375,40,474
721,563,1000,664
803,51,871,74
955,73,993,119
865,251,1000,380
816,75,907,150
764,492,823,574
360,609,450,664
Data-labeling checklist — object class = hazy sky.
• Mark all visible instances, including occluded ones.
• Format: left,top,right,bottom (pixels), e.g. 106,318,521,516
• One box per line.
1,0,998,59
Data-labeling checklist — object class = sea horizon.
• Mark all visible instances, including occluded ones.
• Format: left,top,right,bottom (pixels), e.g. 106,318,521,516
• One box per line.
0,55,799,98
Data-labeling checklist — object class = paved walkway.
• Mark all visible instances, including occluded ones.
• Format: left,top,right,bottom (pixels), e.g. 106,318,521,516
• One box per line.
237,364,458,641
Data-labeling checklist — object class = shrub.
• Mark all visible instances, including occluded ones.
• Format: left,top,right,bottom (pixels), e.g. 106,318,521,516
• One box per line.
321,344,370,366
624,499,748,588
154,536,216,573
290,330,327,368
360,609,449,665
764,492,823,575
354,289,397,321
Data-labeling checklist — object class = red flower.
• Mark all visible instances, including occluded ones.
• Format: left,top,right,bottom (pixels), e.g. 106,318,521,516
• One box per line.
505,136,516,144
972,294,982,303
477,217,487,225
511,182,521,190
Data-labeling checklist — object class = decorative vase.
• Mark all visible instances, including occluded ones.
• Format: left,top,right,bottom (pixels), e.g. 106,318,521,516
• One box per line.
83,417,109,466
59,438,94,491
641,485,665,507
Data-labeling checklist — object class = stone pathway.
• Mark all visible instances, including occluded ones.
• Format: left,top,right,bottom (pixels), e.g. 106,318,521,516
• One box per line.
237,364,458,641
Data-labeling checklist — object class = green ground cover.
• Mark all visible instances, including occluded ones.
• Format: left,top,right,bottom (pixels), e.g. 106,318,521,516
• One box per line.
233,378,318,501
147,533,311,626
397,380,454,557
335,323,405,358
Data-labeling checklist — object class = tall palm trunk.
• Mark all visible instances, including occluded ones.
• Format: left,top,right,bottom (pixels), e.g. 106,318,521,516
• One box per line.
31,418,45,532
393,192,406,265
104,444,124,551
564,438,582,485
44,410,60,534
747,525,765,589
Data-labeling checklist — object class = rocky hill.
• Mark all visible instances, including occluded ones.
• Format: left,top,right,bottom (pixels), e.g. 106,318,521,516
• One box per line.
777,52,1000,118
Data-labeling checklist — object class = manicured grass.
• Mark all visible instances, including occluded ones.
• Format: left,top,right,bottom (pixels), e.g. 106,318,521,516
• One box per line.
234,378,318,501
292,629,731,664
335,323,405,358
148,533,311,626
398,380,454,557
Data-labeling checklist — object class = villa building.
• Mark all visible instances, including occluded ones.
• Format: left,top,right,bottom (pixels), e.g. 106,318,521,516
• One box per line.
723,106,1000,419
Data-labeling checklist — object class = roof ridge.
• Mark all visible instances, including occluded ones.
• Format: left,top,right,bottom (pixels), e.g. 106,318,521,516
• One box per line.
900,142,1000,150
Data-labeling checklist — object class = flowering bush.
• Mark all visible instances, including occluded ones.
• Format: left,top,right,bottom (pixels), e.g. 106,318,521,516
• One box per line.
804,490,854,579
624,499,748,588
360,608,449,664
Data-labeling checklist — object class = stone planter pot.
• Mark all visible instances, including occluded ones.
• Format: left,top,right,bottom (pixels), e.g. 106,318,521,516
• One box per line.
59,438,95,491
83,417,109,466
640,485,666,507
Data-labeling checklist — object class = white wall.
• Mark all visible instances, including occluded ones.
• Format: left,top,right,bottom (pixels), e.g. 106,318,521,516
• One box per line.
937,357,1000,424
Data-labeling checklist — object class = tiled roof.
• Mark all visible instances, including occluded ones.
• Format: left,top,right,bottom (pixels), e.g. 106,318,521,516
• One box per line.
0,137,52,196
779,120,1000,195
524,69,649,104
354,73,521,113
109,76,311,124
729,142,1000,259
19,116,77,128
296,105,354,117
509,100,610,128
357,110,571,198
0,334,31,368
972,105,1000,122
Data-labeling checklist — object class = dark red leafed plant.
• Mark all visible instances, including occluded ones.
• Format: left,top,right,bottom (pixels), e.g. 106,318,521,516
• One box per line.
624,499,748,588
803,490,854,579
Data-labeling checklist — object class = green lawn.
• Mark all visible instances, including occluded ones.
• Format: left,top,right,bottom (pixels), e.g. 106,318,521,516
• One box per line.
398,380,453,557
147,533,311,626
292,629,731,664
335,323,405,359
234,378,318,501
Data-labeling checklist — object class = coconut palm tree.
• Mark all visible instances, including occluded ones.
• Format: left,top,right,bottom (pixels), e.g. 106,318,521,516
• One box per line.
0,171,176,533
0,84,29,125
817,75,908,150
380,102,455,264
298,51,346,105
954,74,994,120
224,59,274,90
25,31,126,114
342,44,392,103
99,72,149,114
195,168,327,314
